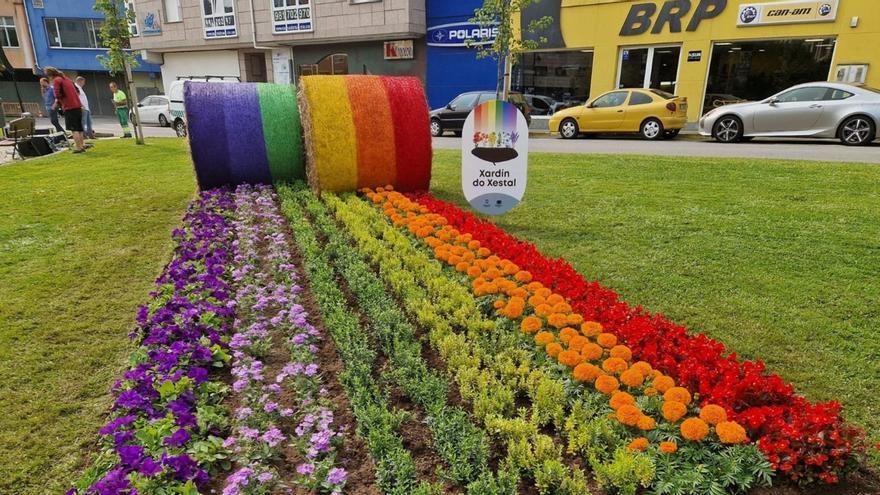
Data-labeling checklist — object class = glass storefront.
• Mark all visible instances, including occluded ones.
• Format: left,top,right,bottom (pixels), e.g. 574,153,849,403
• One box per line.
512,50,594,110
618,46,681,94
703,38,836,113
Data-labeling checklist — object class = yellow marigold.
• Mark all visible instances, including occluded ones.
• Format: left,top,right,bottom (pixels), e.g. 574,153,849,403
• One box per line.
547,294,564,305
597,333,618,348
644,387,658,397
547,313,568,329
558,350,583,368
628,437,649,452
659,441,678,454
615,405,642,427
535,304,553,318
661,401,688,422
637,415,656,431
520,316,542,334
559,327,579,344
699,405,728,426
663,387,692,406
493,299,505,309
609,391,635,410
716,421,748,444
534,331,555,346
581,321,603,337
580,342,604,361
653,375,675,393
602,357,628,374
631,361,653,377
566,313,584,326
609,345,633,362
568,335,589,352
681,417,710,442
528,295,546,307
546,342,563,358
595,374,620,394
620,368,646,388
573,363,602,382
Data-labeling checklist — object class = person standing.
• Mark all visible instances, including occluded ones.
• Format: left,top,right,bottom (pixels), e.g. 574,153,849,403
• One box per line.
109,81,132,138
75,76,95,139
45,67,86,153
40,77,64,134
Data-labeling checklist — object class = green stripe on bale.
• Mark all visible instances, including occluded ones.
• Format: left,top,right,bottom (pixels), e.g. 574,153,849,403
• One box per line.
257,83,305,182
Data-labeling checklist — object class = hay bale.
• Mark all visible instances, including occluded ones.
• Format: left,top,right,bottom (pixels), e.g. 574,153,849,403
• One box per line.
298,75,358,193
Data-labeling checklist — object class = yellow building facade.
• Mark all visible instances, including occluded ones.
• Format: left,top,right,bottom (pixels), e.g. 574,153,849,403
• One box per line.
516,0,880,122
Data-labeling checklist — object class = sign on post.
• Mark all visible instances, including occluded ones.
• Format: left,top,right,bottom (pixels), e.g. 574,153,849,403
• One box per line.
461,100,529,216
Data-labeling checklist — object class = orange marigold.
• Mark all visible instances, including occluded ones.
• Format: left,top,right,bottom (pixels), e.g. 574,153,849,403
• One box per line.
551,302,572,314
631,361,653,377
602,357,628,374
484,268,502,280
663,387,692,406
628,437,649,452
620,368,645,388
580,343,604,361
520,316,542,334
547,294,564,305
546,342,563,358
699,405,728,426
476,247,491,258
644,387,658,397
534,331,555,346
566,313,584,326
581,321,603,337
597,333,618,348
493,299,505,309
637,415,657,431
652,375,675,393
559,327,579,344
573,363,602,382
466,266,483,278
595,374,620,394
615,405,642,427
455,261,470,273
681,417,710,442
568,335,589,352
659,441,678,454
467,240,480,250
527,295,546,307
535,304,553,318
609,391,636,410
558,350,583,368
716,421,748,444
508,287,528,299
526,281,544,292
661,401,688,422
536,287,552,298
547,313,569,329
609,345,633,362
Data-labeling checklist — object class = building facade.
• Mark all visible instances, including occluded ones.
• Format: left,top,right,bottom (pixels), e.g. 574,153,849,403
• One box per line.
515,0,880,122
0,0,39,116
129,0,426,96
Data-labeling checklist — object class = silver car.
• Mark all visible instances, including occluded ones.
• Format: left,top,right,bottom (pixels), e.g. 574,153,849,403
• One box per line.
699,82,880,146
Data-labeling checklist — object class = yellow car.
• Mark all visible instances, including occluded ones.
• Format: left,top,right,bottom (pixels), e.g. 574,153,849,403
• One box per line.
549,88,689,140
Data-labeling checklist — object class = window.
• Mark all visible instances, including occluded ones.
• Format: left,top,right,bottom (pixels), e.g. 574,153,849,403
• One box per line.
272,0,313,34
164,0,182,23
827,89,854,100
592,91,629,108
126,1,138,36
0,17,18,48
629,92,653,105
449,93,479,110
45,18,104,49
477,93,495,105
776,87,828,103
202,0,237,38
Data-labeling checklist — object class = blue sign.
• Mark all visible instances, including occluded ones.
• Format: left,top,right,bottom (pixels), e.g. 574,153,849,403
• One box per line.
143,11,161,36
427,22,498,47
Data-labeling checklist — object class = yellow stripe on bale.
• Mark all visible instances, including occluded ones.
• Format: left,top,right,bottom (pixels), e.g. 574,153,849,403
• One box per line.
299,76,358,193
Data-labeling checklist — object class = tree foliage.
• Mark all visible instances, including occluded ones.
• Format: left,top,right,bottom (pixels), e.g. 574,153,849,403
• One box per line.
93,0,139,75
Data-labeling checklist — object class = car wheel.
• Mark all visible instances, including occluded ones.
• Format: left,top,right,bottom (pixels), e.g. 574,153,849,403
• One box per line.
559,118,579,139
664,129,681,139
174,119,187,138
640,118,664,140
713,116,744,143
430,118,443,137
839,116,875,146
158,114,169,127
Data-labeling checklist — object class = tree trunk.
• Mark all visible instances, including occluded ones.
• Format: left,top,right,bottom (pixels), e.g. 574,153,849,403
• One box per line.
124,59,145,145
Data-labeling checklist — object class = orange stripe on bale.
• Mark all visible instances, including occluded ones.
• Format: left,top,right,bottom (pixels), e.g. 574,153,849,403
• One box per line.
345,76,397,189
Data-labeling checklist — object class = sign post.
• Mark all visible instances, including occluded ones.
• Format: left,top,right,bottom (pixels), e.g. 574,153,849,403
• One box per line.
461,100,529,216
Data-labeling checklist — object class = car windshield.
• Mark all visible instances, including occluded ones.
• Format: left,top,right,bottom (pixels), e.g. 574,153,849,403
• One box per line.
649,89,675,99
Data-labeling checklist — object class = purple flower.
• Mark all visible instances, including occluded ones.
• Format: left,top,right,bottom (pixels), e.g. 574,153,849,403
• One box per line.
261,427,285,447
296,463,315,475
257,472,274,483
117,444,144,468
304,364,319,377
327,467,348,485
139,457,163,477
163,428,191,447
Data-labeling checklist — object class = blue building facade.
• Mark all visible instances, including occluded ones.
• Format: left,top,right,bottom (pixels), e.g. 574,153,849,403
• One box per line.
425,0,496,110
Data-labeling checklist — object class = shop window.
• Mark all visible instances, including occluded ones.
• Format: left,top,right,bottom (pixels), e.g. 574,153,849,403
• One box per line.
45,18,104,48
618,46,680,94
272,0,313,34
704,38,835,114
202,0,236,38
512,50,593,110
0,17,18,48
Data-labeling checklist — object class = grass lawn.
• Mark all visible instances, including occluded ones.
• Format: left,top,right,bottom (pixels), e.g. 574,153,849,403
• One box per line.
0,138,195,494
431,149,880,468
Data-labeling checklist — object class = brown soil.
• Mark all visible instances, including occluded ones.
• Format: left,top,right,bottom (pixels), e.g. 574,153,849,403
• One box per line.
749,469,880,495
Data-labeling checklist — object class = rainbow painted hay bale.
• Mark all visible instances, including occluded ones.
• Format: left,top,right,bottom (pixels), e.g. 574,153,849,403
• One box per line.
185,81,304,189
298,75,432,193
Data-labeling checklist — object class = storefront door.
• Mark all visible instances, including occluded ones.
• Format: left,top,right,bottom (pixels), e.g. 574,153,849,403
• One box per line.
617,46,681,94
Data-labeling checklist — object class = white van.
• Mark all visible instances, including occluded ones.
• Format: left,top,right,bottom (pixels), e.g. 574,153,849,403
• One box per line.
168,76,240,137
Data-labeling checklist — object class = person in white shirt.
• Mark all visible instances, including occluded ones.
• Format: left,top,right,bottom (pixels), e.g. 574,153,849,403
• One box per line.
75,76,95,139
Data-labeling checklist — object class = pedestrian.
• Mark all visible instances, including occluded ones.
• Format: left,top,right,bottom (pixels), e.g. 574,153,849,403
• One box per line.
44,66,86,153
109,81,132,138
40,77,64,134
75,76,95,140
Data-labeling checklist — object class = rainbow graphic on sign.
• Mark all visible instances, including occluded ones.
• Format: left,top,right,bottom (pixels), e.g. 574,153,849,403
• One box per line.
471,100,521,164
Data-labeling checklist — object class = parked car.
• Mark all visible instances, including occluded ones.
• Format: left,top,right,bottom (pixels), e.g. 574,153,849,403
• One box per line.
549,88,688,140
133,95,171,127
700,82,880,146
524,95,557,116
168,76,240,137
430,91,531,137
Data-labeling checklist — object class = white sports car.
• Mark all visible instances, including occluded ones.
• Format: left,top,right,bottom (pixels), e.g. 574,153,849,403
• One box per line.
699,82,880,146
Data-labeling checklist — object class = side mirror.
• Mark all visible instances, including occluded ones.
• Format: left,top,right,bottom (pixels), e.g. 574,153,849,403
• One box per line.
767,97,779,106
137,103,144,107
446,103,453,110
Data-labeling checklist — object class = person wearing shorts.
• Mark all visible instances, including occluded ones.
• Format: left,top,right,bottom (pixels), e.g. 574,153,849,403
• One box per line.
109,81,132,138
45,66,85,153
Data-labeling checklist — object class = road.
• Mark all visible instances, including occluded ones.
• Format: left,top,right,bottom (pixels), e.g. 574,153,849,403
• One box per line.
433,134,880,164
